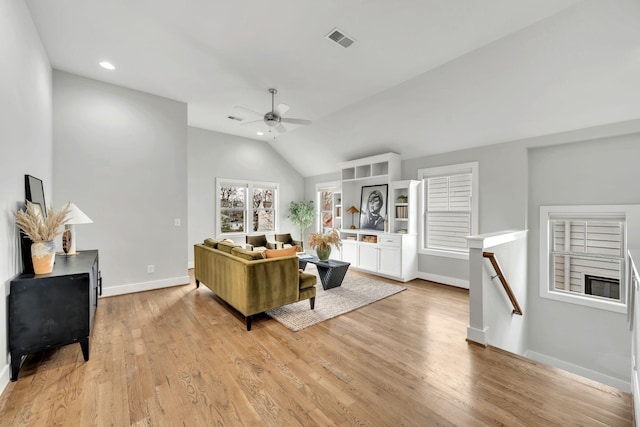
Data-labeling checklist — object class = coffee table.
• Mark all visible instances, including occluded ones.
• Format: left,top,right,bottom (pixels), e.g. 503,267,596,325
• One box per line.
298,256,350,290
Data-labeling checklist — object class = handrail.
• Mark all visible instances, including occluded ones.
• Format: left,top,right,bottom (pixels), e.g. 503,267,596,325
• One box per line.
483,251,523,315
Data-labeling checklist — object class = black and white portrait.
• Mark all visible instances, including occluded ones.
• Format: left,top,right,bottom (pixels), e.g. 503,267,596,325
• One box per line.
359,184,387,230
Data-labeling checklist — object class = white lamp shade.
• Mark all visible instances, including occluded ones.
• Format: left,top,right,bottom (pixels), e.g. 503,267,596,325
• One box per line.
66,203,93,225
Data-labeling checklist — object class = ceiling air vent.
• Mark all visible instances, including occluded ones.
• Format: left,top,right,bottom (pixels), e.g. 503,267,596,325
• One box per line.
326,28,355,48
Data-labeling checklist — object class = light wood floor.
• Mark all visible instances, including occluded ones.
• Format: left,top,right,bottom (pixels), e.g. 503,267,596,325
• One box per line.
0,270,632,426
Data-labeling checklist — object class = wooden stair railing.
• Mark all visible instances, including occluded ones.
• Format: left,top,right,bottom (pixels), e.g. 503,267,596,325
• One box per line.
483,251,523,315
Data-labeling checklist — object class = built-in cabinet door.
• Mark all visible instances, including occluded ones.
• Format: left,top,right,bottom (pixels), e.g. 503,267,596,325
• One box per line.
378,246,401,277
358,244,378,272
341,241,358,265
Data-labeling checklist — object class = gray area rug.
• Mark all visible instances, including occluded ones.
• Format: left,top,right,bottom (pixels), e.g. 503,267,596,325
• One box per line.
266,265,406,331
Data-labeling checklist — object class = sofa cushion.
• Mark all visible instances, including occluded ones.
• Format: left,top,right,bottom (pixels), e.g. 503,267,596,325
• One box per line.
263,246,298,259
218,240,240,253
231,247,264,261
299,272,316,290
203,238,218,248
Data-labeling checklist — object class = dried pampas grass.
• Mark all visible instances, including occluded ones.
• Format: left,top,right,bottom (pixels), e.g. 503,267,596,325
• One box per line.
307,229,342,250
14,202,71,242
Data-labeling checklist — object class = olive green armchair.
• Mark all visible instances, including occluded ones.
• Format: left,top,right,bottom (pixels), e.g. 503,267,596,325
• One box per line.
275,233,303,249
245,234,278,252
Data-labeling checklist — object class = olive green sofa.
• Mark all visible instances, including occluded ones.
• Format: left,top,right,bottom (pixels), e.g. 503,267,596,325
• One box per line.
194,239,317,330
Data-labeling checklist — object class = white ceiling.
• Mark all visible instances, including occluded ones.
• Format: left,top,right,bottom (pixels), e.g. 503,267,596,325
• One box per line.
25,0,640,177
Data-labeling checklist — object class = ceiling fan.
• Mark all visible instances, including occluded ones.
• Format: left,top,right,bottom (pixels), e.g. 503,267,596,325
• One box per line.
235,88,312,135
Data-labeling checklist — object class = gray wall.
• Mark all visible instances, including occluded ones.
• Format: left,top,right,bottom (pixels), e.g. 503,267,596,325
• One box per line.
187,127,304,265
402,142,529,283
53,71,189,295
527,135,640,383
0,0,52,387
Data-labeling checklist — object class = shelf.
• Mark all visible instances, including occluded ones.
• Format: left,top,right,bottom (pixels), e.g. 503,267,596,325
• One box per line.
371,162,389,176
356,165,371,178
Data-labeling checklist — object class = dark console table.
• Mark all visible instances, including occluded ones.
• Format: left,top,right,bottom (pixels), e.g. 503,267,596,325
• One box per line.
9,250,101,381
299,256,350,290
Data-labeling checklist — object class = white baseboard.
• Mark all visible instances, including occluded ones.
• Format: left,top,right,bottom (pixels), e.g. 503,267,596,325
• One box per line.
524,350,631,392
466,325,488,345
100,275,191,297
417,271,469,289
0,362,9,397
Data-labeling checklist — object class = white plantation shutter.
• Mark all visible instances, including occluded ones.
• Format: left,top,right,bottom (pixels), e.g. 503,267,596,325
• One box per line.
426,173,472,251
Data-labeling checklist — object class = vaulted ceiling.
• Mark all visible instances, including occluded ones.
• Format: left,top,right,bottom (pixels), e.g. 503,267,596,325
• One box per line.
25,0,640,176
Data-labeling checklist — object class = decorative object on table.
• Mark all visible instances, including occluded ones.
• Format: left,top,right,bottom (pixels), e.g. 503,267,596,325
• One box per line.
13,202,71,274
62,229,72,253
359,184,388,231
307,229,342,261
62,203,93,255
346,205,359,229
288,200,315,241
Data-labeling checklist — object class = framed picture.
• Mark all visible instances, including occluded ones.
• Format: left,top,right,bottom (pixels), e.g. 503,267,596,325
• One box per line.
359,184,388,230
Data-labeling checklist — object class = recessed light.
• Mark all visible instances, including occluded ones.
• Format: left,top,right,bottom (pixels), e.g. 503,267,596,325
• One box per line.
99,61,115,70
256,131,264,136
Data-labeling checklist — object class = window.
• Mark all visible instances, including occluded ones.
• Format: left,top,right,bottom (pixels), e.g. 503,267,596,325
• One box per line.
316,181,340,233
540,205,627,313
216,178,278,236
252,187,275,232
418,162,478,259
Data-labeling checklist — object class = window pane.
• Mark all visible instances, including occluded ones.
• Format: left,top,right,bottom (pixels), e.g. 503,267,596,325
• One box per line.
220,185,245,208
322,191,333,211
322,212,333,227
220,185,246,234
220,210,244,233
253,188,274,209
552,254,622,300
253,209,274,232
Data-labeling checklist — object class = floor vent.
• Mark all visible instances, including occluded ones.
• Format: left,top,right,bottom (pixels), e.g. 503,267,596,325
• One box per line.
326,28,355,48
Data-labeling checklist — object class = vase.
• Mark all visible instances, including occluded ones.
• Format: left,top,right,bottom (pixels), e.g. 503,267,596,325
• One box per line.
316,246,331,261
31,240,56,274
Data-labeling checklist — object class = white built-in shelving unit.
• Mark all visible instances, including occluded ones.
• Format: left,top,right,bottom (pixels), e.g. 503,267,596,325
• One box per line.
336,153,419,282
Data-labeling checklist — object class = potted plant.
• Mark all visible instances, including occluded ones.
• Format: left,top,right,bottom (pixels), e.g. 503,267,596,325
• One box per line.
288,200,315,241
397,194,408,203
307,229,342,261
14,201,71,274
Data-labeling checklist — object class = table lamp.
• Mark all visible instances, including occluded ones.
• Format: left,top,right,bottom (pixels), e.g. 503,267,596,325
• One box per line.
347,205,359,229
63,203,93,255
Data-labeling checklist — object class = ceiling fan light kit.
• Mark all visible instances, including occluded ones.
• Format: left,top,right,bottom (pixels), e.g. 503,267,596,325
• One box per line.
236,88,312,137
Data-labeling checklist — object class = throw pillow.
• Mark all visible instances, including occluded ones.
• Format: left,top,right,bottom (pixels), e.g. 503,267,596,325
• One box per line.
203,238,218,248
231,247,265,261
263,246,298,259
218,240,239,254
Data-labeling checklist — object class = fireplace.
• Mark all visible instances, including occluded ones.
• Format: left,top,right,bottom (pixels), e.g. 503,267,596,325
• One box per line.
585,275,620,300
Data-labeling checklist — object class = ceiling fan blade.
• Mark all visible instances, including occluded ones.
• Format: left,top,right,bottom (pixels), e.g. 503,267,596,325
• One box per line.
275,103,290,116
281,118,312,125
234,106,263,117
239,119,262,127
276,123,287,133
